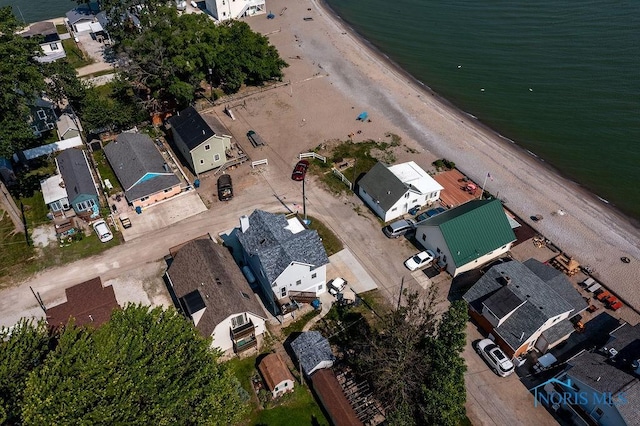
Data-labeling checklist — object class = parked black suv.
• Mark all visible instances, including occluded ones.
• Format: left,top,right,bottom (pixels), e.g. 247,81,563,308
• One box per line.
217,174,233,201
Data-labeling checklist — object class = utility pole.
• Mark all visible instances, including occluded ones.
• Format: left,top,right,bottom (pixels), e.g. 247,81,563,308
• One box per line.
302,175,308,224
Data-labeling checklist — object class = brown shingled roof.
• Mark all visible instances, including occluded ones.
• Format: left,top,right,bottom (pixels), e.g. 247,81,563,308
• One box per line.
311,369,363,426
258,353,295,392
166,238,266,338
46,277,119,329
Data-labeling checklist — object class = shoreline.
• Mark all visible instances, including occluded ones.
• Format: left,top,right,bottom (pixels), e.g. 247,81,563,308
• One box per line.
317,0,639,230
241,0,640,308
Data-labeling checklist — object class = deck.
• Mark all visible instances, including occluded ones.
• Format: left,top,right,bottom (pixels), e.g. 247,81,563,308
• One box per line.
433,169,481,208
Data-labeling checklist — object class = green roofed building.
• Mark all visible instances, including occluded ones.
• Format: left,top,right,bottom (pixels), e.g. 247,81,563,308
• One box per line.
414,199,516,277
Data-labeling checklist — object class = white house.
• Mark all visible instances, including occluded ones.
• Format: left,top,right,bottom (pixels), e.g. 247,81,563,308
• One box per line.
166,237,267,356
415,199,516,277
463,259,587,358
205,0,266,22
358,161,443,222
20,22,66,63
236,210,329,315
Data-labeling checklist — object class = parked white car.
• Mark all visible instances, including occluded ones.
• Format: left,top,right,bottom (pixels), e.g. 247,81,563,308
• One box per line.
476,339,515,377
328,278,347,296
93,220,113,243
404,250,435,271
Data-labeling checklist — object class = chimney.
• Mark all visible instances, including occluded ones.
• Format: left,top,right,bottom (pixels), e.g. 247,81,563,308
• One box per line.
240,215,250,232
501,275,511,285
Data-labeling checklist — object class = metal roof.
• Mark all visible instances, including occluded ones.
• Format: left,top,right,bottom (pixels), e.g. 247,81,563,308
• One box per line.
419,199,516,267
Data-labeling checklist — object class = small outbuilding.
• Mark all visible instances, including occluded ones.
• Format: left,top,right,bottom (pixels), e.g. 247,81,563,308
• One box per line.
258,353,295,398
290,331,335,377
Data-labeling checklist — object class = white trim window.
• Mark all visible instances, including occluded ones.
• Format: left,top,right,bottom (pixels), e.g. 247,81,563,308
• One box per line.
75,199,96,211
214,153,221,161
204,144,211,151
231,313,247,329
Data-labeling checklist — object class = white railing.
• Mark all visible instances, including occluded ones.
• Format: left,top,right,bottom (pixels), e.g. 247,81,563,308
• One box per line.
251,159,268,168
299,152,327,163
332,168,352,190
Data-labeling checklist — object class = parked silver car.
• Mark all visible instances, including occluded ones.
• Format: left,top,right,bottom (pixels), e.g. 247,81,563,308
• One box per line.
382,219,415,238
476,339,515,377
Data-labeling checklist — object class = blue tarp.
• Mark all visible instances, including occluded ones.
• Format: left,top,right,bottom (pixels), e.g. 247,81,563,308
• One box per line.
357,111,368,121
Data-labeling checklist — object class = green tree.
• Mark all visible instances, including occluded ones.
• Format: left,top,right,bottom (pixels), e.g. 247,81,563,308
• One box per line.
0,319,51,425
21,305,248,425
420,300,468,426
43,60,87,109
0,6,45,157
353,291,468,425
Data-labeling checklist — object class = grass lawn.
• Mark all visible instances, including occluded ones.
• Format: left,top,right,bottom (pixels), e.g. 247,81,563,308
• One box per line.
305,215,343,256
281,309,320,336
227,356,328,426
92,149,121,196
62,38,94,68
21,191,50,228
55,24,68,35
314,138,399,194
0,209,35,283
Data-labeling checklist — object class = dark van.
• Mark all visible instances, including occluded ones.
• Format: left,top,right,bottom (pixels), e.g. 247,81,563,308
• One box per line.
217,174,233,201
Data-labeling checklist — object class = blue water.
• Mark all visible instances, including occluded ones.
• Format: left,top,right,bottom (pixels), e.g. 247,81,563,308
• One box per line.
0,0,75,23
5,0,640,220
324,0,640,221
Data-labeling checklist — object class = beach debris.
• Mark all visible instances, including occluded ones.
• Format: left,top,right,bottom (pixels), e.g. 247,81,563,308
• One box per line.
529,88,533,91
267,12,275,19
621,257,631,264
303,17,314,21
280,7,287,16
457,65,462,69
356,111,368,121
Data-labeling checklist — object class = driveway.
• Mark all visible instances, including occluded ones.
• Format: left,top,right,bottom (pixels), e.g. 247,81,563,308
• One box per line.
327,249,377,294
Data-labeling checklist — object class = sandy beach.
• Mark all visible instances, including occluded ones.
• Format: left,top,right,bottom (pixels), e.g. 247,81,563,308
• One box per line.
232,0,640,310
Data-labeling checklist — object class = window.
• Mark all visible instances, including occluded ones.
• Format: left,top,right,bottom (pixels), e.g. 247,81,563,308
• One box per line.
50,43,59,50
139,196,149,202
164,188,172,193
75,199,96,211
595,408,603,417
231,314,246,329
280,287,287,297
214,153,221,161
502,245,507,249
223,12,226,16
421,234,426,241
296,280,301,286
284,382,288,387
412,199,418,203
391,207,397,211
204,144,211,151
311,273,317,279
443,255,447,262
318,284,323,290
199,159,205,165
37,110,47,120
404,193,409,198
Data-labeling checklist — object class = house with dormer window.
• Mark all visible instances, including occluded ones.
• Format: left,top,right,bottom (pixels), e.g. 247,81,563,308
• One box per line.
236,210,329,315
166,237,266,356
463,258,587,358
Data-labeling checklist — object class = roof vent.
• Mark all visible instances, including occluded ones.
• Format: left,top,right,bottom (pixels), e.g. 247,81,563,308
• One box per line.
608,348,618,358
500,275,511,285
387,190,391,195
202,129,205,135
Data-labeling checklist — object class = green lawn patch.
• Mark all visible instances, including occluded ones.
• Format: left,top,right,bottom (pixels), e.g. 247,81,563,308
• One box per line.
305,215,343,256
314,138,398,194
55,24,68,35
21,191,50,227
62,38,94,68
253,386,329,426
282,310,320,336
92,149,121,196
0,209,35,283
227,355,328,426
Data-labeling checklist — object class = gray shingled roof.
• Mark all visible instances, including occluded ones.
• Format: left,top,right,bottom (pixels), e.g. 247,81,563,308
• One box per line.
166,239,265,338
167,106,215,150
524,258,588,316
66,6,95,25
104,133,180,201
541,319,575,345
463,259,577,351
567,351,638,395
237,210,329,284
358,162,407,211
56,148,97,202
290,331,335,377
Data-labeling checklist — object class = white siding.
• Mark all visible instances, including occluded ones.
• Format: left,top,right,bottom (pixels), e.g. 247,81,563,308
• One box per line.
211,311,265,354
415,225,513,277
358,187,386,220
273,263,327,300
272,379,295,398
205,0,265,21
